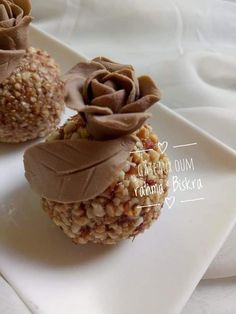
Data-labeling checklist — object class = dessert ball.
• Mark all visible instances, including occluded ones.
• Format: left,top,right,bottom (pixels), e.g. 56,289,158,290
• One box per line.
42,114,169,244
0,47,64,143
24,56,170,245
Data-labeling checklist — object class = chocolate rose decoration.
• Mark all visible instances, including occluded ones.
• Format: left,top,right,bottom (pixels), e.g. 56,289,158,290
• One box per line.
0,0,32,83
24,57,161,203
64,57,161,140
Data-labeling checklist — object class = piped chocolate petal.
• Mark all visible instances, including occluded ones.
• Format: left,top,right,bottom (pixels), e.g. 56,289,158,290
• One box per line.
117,68,139,101
12,0,31,16
86,112,150,140
64,63,107,110
0,49,25,83
66,61,105,78
64,77,85,111
0,0,11,17
11,2,23,21
120,95,159,113
91,89,126,113
104,79,118,90
91,79,115,98
0,17,15,27
81,105,113,115
0,3,9,20
138,75,161,100
0,15,32,50
102,72,134,101
24,136,136,203
83,69,109,103
0,0,32,83
64,57,161,140
93,56,134,72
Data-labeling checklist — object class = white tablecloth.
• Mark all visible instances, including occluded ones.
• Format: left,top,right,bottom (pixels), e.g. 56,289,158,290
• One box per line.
1,0,236,312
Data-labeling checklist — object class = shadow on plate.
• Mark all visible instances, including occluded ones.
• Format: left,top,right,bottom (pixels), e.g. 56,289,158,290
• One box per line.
0,140,37,157
0,183,119,268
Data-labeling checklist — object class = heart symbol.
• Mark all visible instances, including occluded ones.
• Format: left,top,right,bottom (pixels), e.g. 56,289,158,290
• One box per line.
158,141,168,154
165,196,175,209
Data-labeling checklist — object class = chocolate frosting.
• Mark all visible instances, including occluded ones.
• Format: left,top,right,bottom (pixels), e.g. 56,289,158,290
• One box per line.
64,56,161,140
24,136,136,203
0,0,32,83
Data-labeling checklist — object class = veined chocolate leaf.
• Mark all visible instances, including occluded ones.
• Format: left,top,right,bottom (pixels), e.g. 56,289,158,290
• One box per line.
24,136,135,203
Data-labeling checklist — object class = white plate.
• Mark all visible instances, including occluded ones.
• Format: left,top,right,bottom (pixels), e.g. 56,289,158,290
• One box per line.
0,25,236,314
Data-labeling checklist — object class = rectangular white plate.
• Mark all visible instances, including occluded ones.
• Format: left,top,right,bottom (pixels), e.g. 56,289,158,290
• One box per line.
0,25,236,314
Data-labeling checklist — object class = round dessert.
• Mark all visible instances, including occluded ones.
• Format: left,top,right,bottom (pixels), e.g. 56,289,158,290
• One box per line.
42,115,169,244
0,0,64,143
24,56,170,245
0,47,64,143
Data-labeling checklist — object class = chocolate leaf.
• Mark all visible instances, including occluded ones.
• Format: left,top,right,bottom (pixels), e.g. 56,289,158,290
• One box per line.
24,136,136,203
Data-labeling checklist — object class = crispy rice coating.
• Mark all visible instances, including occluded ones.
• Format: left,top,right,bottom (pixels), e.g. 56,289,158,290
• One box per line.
43,115,169,244
0,47,64,143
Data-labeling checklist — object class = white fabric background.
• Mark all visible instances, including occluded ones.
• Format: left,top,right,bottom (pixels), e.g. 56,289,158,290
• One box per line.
1,0,236,313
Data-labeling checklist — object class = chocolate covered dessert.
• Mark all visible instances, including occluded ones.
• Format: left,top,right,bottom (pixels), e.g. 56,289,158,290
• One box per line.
24,57,169,244
0,0,64,143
